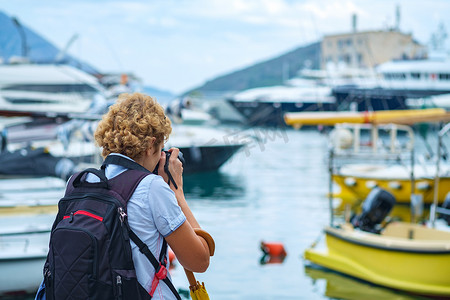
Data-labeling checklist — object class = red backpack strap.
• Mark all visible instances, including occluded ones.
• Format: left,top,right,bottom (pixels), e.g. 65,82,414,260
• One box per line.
128,231,180,299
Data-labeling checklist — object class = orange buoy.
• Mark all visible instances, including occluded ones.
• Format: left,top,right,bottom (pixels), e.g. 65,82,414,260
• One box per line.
260,241,287,257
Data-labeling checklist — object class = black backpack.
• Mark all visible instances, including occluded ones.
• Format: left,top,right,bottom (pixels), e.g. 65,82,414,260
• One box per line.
42,157,181,300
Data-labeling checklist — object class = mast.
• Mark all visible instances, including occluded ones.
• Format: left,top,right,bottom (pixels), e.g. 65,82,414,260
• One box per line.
12,17,28,59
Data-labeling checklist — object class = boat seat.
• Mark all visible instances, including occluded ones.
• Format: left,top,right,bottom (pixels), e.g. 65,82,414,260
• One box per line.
383,222,450,241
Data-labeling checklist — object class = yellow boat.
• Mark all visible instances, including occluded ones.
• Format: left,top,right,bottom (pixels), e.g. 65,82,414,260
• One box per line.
286,109,450,208
333,168,450,205
324,121,449,215
328,122,450,209
304,222,450,297
297,117,450,297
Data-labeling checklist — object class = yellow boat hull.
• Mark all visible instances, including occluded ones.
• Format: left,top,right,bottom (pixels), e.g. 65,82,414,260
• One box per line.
304,223,450,296
333,174,450,205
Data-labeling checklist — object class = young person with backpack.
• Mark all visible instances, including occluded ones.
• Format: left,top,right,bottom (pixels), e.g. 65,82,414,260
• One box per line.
36,92,212,300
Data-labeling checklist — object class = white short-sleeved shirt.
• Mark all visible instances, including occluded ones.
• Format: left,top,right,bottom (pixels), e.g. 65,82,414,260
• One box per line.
86,153,186,299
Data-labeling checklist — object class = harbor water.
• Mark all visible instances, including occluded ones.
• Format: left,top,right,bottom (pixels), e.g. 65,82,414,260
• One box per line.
5,126,435,300
174,126,431,300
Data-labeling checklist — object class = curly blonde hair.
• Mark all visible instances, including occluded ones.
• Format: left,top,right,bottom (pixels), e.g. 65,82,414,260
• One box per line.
94,92,172,159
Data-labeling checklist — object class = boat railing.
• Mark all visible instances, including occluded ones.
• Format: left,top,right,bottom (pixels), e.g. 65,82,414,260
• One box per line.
327,122,417,226
331,123,414,159
435,206,450,217
430,122,450,227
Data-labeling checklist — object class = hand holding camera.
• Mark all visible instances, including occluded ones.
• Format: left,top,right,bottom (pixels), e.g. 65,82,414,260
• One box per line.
153,148,185,190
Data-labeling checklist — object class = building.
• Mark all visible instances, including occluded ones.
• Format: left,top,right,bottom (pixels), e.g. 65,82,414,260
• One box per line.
321,30,427,70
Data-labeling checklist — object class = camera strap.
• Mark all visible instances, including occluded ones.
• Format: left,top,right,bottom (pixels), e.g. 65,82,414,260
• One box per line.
163,159,179,190
102,154,151,173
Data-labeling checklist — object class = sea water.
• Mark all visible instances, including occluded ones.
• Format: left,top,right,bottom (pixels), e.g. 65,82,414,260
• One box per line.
8,126,435,300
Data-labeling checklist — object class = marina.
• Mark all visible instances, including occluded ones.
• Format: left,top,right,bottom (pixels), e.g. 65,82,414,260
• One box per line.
0,126,449,299
0,4,450,300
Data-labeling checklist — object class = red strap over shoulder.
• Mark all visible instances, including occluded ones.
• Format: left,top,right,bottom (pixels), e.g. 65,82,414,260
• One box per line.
149,264,168,297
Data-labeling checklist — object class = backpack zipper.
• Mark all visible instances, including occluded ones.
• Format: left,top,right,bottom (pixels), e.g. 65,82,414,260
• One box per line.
63,210,103,222
118,207,132,259
118,207,127,223
43,266,53,300
116,275,123,300
60,193,126,209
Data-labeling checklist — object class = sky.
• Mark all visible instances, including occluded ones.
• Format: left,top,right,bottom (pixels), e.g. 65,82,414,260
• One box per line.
1,0,449,95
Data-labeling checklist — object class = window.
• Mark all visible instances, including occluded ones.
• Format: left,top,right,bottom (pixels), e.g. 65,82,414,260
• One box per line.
357,53,363,63
384,73,406,80
439,73,450,80
345,54,351,64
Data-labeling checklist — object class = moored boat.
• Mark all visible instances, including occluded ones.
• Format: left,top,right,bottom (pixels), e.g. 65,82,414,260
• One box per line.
332,56,450,111
0,213,55,296
0,116,246,176
0,63,106,115
166,124,247,173
284,109,450,210
227,79,336,127
304,221,450,297
291,110,450,296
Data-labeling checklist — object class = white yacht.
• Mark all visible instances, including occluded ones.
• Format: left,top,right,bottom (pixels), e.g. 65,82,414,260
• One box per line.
227,78,336,126
332,56,450,111
0,63,106,115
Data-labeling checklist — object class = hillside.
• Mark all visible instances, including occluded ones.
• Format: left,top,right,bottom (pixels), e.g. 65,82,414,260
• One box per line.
186,42,321,95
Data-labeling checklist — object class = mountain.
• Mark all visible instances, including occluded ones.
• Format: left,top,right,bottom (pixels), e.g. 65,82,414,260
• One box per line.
142,86,175,104
185,42,321,95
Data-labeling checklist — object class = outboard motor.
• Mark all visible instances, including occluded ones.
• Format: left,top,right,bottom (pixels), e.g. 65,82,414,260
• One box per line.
439,192,450,226
352,188,396,233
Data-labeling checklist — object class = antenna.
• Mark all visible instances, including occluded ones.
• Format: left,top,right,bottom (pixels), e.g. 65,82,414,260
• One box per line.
395,5,401,31
55,34,79,63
